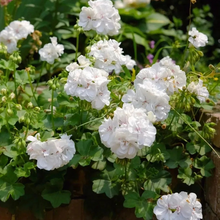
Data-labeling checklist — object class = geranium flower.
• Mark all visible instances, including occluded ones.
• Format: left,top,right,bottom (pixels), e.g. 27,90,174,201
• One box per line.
26,134,76,171
78,0,121,36
187,79,209,103
188,27,208,48
39,37,64,64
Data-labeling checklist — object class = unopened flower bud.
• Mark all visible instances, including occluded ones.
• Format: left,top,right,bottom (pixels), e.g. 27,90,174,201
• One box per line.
209,64,215,70
25,118,31,124
7,109,13,116
51,84,57,90
60,78,67,84
48,80,53,86
1,88,7,95
15,104,22,110
197,51,203,57
2,96,7,102
0,107,4,113
56,82,60,89
9,92,15,100
19,116,25,123
27,102,33,108
35,107,41,112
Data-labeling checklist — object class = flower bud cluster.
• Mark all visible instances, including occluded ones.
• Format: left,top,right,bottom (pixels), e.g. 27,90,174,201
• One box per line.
9,51,22,64
153,191,202,220
78,0,121,36
26,134,76,171
0,20,34,53
99,103,156,159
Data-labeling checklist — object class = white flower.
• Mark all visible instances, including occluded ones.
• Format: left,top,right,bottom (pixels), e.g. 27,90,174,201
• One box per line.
26,134,76,171
66,55,91,72
89,39,135,74
99,103,156,159
64,66,110,109
122,79,170,121
78,0,121,36
153,192,203,220
0,20,34,53
188,27,208,48
187,79,209,103
39,37,64,64
0,29,17,53
135,56,186,95
6,20,34,40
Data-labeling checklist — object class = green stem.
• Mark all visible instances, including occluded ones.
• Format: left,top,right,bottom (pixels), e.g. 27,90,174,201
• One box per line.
51,89,55,131
27,71,38,105
35,62,45,92
75,32,80,62
24,123,30,140
14,68,18,103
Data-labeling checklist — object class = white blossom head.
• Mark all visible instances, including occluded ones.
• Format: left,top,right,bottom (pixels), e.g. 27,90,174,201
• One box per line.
188,27,208,48
89,39,135,74
26,134,76,171
64,66,110,110
6,20,34,40
153,192,202,220
99,103,156,159
78,0,121,36
39,37,64,64
187,79,209,103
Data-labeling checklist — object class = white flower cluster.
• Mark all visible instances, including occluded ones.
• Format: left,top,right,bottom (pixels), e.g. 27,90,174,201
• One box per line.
153,191,203,220
39,37,64,64
99,103,156,159
188,27,208,48
0,20,34,53
89,39,136,74
78,0,121,36
187,79,209,103
64,60,110,110
26,134,76,171
115,0,151,9
122,56,186,121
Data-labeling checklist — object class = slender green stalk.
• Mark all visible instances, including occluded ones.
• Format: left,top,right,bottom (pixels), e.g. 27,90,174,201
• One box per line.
27,71,38,104
51,88,55,131
75,32,80,62
35,62,45,91
14,68,18,103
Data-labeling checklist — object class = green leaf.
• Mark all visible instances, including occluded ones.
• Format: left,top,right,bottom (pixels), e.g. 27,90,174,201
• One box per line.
15,70,30,85
92,179,119,198
0,180,24,202
194,156,215,177
124,191,157,219
145,13,170,32
144,169,171,193
42,190,71,208
0,60,17,71
165,146,192,168
146,142,169,163
91,160,106,170
119,8,151,20
178,167,195,185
